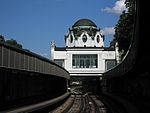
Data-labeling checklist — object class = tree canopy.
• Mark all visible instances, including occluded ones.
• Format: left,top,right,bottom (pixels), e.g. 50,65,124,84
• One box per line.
0,35,23,49
114,0,135,58
0,35,5,42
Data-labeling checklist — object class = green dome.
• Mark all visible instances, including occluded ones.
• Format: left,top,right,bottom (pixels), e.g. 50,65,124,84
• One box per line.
72,19,97,28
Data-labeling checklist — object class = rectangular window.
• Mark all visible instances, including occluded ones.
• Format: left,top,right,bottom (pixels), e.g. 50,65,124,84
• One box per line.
54,59,64,67
72,54,98,68
105,60,116,71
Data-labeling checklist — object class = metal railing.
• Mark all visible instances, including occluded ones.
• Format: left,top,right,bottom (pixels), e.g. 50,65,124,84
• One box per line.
0,41,69,79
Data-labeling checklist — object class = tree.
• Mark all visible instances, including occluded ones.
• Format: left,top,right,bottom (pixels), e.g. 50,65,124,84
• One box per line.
0,35,23,49
6,38,22,49
0,35,5,42
114,0,135,59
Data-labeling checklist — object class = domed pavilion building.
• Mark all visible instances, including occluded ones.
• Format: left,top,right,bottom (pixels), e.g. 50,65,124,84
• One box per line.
51,19,116,90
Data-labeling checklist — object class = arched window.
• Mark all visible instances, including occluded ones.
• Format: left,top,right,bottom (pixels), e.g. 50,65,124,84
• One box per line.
70,35,73,43
82,34,87,43
97,35,100,43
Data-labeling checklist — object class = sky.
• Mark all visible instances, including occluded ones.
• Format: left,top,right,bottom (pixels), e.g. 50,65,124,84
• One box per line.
0,0,126,58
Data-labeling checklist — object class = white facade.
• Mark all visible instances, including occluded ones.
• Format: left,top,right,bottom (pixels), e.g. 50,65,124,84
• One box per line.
51,19,116,77
65,29,104,48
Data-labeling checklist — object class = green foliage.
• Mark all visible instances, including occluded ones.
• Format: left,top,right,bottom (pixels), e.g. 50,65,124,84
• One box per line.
6,39,22,49
0,35,23,49
0,35,5,42
114,0,135,58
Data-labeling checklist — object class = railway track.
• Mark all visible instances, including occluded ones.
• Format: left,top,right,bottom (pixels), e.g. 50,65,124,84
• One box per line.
89,95,107,113
51,93,108,113
67,95,86,113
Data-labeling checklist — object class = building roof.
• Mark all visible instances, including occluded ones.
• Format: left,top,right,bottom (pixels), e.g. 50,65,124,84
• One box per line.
72,19,97,28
